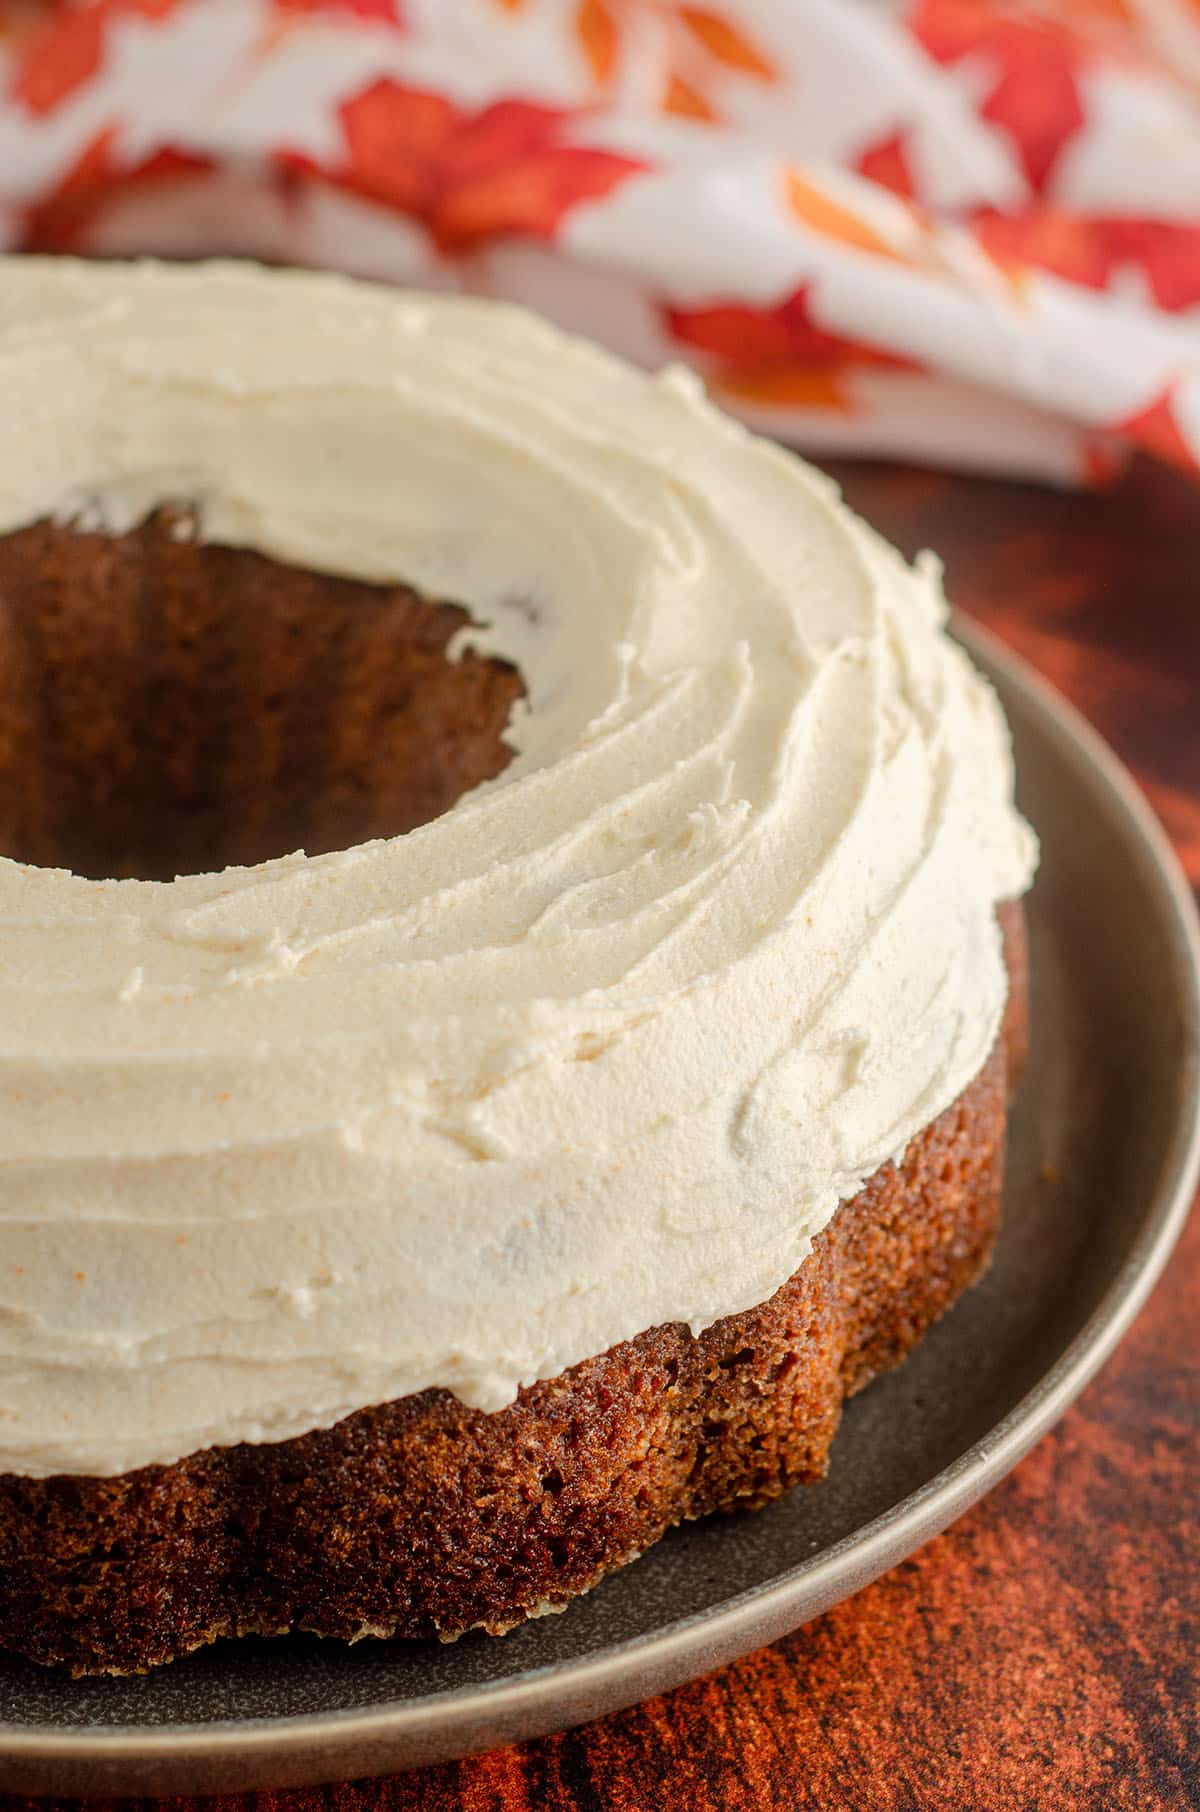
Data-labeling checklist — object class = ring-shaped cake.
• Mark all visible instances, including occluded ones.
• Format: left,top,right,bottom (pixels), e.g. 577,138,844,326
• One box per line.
0,260,1035,1672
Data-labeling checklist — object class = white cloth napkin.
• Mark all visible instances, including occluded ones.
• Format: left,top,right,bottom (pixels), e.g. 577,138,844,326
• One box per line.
2,0,1198,481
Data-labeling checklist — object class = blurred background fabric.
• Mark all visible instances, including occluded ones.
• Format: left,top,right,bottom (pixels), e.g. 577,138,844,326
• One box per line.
1,0,1198,483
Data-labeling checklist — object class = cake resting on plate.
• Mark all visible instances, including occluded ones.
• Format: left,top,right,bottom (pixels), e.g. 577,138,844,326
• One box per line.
0,260,1037,1674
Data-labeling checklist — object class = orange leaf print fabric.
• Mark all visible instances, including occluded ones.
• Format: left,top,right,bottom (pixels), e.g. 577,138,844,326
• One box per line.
912,0,1089,192
338,80,646,253
272,0,403,18
855,133,917,202
665,286,915,375
784,170,907,263
662,70,718,122
0,0,1198,486
10,0,181,116
1116,389,1200,476
977,211,1200,313
677,7,775,80
23,130,211,251
9,7,105,113
576,0,619,87
665,286,917,413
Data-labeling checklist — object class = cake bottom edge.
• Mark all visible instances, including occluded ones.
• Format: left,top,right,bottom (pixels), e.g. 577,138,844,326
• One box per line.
0,905,1028,1676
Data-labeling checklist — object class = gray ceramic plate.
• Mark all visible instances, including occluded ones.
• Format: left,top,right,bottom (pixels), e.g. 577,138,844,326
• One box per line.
2,622,1198,1799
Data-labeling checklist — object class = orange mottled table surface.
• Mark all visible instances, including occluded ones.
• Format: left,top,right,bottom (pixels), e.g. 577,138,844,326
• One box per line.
9,456,1199,1812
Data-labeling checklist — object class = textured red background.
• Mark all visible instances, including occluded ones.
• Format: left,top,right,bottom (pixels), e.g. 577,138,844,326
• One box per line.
6,455,1199,1812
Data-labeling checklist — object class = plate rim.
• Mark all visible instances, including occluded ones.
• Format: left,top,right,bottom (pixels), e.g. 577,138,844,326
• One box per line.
3,619,1199,1792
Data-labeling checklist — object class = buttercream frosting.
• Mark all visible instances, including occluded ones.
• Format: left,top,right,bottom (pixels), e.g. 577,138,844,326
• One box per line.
0,259,1036,1478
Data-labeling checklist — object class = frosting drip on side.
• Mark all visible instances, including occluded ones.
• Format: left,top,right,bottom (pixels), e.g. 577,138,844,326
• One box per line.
0,260,1037,1477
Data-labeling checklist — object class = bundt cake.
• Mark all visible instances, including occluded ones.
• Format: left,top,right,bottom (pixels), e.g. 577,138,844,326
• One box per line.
0,259,1036,1674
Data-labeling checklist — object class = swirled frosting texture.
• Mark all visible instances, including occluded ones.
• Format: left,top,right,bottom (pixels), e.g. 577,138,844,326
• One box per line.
0,260,1036,1478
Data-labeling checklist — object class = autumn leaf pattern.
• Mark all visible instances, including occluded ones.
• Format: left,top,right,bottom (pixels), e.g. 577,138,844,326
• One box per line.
676,7,774,78
854,132,917,201
661,2,776,118
661,69,717,121
1115,389,1200,476
335,79,647,252
22,129,212,250
272,0,404,19
976,209,1200,312
911,0,1091,193
575,0,619,86
664,284,918,414
9,7,106,114
1,0,1199,484
10,0,183,115
784,169,909,263
530,0,777,115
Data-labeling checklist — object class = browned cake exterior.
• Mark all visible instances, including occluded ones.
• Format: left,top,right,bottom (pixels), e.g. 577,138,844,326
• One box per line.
0,519,1029,1676
0,910,1026,1677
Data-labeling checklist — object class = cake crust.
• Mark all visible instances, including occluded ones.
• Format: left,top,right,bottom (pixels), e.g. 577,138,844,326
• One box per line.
0,907,1027,1676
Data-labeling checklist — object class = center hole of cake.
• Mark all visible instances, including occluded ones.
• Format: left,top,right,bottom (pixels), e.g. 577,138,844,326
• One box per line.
0,510,525,882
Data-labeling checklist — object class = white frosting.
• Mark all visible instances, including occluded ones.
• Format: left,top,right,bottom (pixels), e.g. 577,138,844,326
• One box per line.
0,259,1036,1478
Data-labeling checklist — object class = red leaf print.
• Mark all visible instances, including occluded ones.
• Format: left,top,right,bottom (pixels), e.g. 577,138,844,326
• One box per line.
21,130,212,251
677,6,776,80
982,46,1085,191
1116,221,1200,313
662,70,720,122
339,82,456,214
1116,387,1200,476
668,286,914,369
664,283,921,412
338,80,646,253
20,126,118,245
435,99,570,187
10,7,105,114
0,6,49,55
576,0,619,85
976,207,1108,290
10,0,183,116
855,131,917,200
716,367,856,413
912,0,1089,192
1080,438,1125,488
978,210,1200,313
785,169,907,263
666,290,852,369
272,0,404,18
437,146,645,250
1109,221,1200,313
